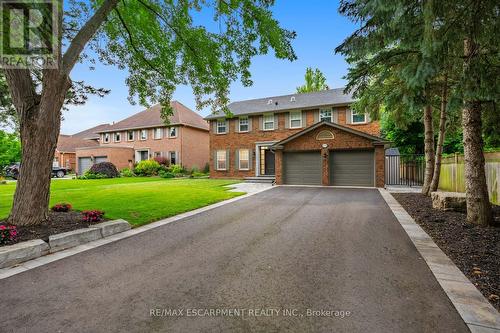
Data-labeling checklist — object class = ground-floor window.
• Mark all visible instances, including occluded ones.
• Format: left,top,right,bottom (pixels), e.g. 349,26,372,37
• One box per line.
239,149,249,170
169,151,177,165
216,150,226,170
154,152,162,158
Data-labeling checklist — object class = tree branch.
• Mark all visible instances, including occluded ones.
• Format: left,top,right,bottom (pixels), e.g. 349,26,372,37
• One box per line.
62,0,120,75
2,69,38,121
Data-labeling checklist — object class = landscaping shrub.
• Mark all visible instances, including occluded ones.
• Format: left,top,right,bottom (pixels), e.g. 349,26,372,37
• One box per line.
120,168,136,177
134,160,161,176
158,169,175,178
82,210,105,223
203,163,210,174
79,171,108,179
154,156,169,166
89,162,120,178
0,225,17,245
169,164,185,174
51,203,72,212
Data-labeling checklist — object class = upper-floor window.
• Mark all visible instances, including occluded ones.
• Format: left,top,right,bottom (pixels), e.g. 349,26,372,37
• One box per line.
103,133,110,143
263,114,274,130
290,111,302,128
217,120,227,134
114,132,121,142
239,117,249,132
352,112,367,124
169,127,177,138
239,149,249,170
320,109,333,122
154,128,162,139
216,150,226,170
127,130,134,141
140,129,147,140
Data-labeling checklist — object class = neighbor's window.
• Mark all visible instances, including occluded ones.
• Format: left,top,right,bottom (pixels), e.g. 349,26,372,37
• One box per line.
140,129,147,140
216,120,227,134
216,150,226,170
290,111,302,128
263,114,274,130
352,112,367,124
239,117,249,132
103,133,110,143
127,130,134,141
169,127,177,138
114,132,121,142
169,151,176,165
320,109,333,122
154,128,162,139
239,149,249,170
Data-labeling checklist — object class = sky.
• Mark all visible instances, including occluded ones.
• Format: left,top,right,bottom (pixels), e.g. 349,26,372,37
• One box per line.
61,0,358,135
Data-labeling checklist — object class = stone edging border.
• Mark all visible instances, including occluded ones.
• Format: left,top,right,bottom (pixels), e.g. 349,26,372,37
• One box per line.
0,185,274,280
378,188,500,333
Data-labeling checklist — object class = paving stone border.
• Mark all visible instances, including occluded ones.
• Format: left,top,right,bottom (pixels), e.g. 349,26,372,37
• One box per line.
0,219,132,269
379,188,500,333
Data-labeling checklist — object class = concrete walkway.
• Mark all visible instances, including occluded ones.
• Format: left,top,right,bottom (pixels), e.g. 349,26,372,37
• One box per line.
0,187,468,332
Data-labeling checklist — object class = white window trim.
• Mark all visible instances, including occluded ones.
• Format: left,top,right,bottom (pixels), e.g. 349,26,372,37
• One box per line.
351,111,368,124
289,111,302,129
127,131,135,141
319,108,333,122
216,150,227,170
263,114,274,131
216,120,227,134
169,151,177,164
168,127,178,138
114,132,121,142
239,149,250,170
103,133,110,143
239,117,249,132
154,128,163,140
140,129,147,140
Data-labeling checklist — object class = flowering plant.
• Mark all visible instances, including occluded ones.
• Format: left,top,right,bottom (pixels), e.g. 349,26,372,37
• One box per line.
51,203,72,212
82,210,105,223
0,225,18,245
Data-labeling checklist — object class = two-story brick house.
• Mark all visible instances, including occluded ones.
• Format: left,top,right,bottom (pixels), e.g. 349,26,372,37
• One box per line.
75,101,209,174
206,88,389,187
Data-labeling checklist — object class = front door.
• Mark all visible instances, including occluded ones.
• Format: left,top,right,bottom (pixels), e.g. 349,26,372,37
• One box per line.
265,149,275,175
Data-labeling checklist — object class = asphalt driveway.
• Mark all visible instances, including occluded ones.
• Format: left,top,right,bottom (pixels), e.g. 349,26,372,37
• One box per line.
0,187,468,332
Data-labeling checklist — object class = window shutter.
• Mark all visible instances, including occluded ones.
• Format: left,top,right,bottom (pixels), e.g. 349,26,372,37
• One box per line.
213,151,217,170
234,119,239,133
366,112,371,122
284,112,290,129
259,116,263,130
301,111,306,127
333,109,339,123
345,109,352,124
212,121,217,133
274,114,279,130
248,149,253,170
226,149,230,170
235,149,239,170
248,117,253,132
176,151,180,165
225,120,229,133
313,110,319,123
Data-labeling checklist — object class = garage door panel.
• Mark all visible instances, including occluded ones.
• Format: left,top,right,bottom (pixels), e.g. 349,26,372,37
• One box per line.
78,157,92,175
330,151,374,186
283,152,322,185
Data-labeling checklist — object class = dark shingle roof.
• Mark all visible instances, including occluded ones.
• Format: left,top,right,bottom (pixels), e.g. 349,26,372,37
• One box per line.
205,88,355,119
97,101,208,133
72,124,112,140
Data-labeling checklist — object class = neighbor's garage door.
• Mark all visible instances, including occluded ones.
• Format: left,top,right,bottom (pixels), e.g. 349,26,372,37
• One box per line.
329,150,374,186
95,156,107,164
283,152,322,185
78,157,92,175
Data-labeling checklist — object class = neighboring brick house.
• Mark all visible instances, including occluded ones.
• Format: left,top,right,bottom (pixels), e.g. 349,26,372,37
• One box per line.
55,124,110,171
205,88,390,187
75,101,209,175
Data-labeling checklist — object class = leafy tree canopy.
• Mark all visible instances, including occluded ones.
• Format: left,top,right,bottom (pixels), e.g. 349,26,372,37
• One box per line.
0,131,21,170
296,67,328,93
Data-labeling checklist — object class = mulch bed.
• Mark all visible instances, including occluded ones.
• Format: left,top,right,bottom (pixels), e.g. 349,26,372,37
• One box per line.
0,211,109,245
392,193,500,312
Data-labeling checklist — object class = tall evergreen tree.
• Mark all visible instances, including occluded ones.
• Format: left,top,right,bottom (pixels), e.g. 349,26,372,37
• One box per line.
296,67,328,93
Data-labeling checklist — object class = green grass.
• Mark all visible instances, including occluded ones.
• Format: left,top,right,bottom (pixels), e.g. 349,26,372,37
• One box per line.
0,178,243,226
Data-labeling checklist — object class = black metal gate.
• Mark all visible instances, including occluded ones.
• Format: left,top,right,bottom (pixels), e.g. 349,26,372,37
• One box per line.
385,154,425,186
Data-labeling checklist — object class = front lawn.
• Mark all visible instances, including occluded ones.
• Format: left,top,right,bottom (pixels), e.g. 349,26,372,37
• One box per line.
0,178,243,226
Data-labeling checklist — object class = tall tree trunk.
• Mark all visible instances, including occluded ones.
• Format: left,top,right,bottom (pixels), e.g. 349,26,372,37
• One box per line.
422,104,435,195
430,76,448,192
462,39,492,226
6,72,70,226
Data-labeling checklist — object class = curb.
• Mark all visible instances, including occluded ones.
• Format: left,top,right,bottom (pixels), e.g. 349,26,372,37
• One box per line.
0,185,275,280
379,188,500,333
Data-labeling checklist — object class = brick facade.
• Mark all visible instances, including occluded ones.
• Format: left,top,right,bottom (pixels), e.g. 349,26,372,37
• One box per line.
76,146,135,172
54,151,76,171
209,107,385,186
